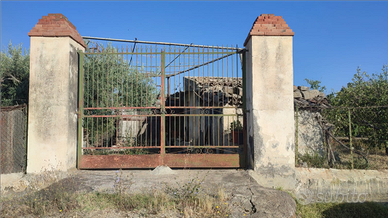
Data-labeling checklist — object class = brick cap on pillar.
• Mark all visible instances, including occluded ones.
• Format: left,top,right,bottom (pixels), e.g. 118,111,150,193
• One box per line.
244,14,294,46
28,13,86,48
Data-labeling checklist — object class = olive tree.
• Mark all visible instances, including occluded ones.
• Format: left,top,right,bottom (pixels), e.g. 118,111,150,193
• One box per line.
82,42,159,147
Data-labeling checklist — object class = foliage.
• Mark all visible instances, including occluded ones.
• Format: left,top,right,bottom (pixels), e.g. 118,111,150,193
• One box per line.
326,65,388,153
0,40,158,148
164,172,208,201
83,42,159,109
330,65,388,107
304,78,326,93
1,41,30,106
230,120,243,131
299,152,327,168
82,41,159,147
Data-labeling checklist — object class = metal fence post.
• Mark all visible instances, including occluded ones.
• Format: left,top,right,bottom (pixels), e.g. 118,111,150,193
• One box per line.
242,49,248,168
348,108,353,169
77,50,84,169
161,50,166,156
295,105,299,166
24,105,28,173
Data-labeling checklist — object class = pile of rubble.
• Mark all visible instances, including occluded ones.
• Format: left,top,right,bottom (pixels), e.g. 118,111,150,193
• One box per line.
186,77,243,88
181,77,332,109
293,86,331,110
185,77,243,106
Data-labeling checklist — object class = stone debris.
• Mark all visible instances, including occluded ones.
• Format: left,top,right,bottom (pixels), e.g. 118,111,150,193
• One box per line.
173,77,332,111
186,77,243,88
151,166,177,175
293,86,331,110
302,89,320,100
298,85,310,91
184,77,243,107
293,90,303,98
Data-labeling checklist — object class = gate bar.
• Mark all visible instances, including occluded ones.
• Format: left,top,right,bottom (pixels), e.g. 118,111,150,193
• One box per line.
77,50,84,169
161,51,166,155
83,36,245,51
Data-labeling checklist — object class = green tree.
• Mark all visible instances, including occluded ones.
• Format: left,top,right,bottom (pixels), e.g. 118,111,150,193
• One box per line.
327,65,388,154
331,66,388,107
1,42,30,106
304,78,326,92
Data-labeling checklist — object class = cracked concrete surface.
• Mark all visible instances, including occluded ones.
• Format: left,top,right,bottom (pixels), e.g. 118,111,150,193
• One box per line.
1,169,296,218
75,169,296,217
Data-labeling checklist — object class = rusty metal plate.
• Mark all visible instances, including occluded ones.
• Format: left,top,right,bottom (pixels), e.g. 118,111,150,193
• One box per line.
164,154,240,168
79,154,240,169
79,154,163,169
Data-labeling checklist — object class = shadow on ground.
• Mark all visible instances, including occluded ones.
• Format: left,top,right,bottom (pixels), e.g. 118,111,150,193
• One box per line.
321,202,388,218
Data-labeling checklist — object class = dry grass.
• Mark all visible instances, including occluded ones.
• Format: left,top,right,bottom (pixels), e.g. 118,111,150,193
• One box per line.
298,143,388,170
0,170,231,217
334,144,388,170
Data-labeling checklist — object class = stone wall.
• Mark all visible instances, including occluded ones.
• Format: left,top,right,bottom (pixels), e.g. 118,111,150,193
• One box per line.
295,168,388,203
293,85,330,156
296,110,325,156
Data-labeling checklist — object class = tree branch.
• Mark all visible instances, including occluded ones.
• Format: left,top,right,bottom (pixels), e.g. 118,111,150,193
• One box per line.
3,74,21,84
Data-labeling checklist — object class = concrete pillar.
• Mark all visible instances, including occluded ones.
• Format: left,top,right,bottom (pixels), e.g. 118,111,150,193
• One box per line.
244,14,295,189
27,14,86,173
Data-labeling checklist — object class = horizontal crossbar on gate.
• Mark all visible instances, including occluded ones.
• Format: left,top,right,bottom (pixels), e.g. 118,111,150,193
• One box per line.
83,106,240,110
83,114,240,118
83,146,160,150
82,36,245,51
84,52,237,55
165,114,239,117
165,146,239,148
82,145,239,149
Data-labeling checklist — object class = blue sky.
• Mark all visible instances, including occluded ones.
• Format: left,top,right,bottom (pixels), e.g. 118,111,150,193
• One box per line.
1,1,387,94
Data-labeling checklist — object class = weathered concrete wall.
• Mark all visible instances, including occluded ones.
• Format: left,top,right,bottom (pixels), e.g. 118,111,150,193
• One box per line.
27,14,86,173
27,37,84,173
245,14,295,190
295,168,388,204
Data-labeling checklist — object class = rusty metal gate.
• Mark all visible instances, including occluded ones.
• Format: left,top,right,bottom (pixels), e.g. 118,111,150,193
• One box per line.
78,38,246,169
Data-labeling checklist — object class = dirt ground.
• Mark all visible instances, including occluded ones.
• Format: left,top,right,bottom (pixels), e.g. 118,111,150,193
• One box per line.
1,168,297,218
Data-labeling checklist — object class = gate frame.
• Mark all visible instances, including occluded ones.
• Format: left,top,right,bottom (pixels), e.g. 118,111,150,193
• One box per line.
76,42,247,169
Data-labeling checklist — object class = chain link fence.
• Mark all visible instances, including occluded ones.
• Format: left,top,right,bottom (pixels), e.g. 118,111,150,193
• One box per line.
295,105,388,170
1,105,27,174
